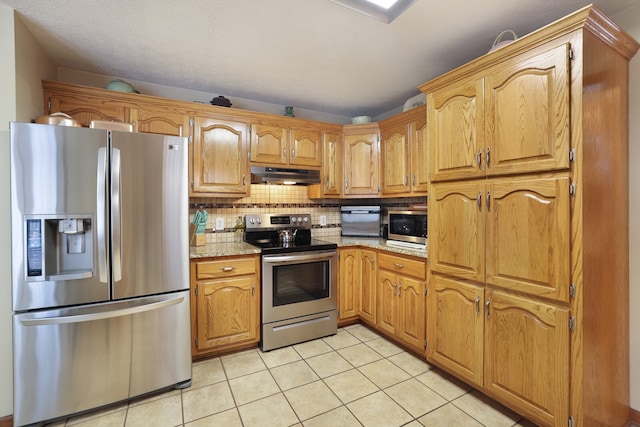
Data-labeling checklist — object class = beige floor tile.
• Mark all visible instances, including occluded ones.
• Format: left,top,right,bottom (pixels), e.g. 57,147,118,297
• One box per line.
67,409,127,427
259,346,302,368
270,360,320,390
385,378,447,418
415,369,471,401
302,406,362,427
125,393,182,427
229,369,281,405
305,351,353,378
293,339,334,358
185,408,243,427
191,357,226,388
221,349,267,379
323,368,379,404
238,393,299,427
338,343,384,367
346,324,381,342
387,351,432,377
182,381,236,423
453,390,522,427
322,329,360,349
417,403,483,427
403,422,424,427
347,391,413,427
358,359,411,389
365,337,404,357
284,380,342,421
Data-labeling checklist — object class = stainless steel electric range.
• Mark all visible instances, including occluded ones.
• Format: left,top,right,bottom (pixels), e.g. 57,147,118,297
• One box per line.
244,213,338,351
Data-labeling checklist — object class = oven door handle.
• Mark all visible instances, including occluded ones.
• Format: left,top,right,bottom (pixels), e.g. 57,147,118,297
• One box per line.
263,252,336,264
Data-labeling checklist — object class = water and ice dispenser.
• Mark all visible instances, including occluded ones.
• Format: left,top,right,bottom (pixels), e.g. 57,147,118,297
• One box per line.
26,216,94,281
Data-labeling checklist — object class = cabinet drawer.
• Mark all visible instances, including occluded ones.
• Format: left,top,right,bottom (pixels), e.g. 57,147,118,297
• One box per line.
378,253,426,280
196,257,256,280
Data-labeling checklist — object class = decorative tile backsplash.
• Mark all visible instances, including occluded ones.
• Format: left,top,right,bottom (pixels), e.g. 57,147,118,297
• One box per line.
190,184,426,243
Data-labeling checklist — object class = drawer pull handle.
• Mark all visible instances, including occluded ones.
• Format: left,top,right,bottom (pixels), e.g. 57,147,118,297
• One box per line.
221,267,235,272
393,263,405,269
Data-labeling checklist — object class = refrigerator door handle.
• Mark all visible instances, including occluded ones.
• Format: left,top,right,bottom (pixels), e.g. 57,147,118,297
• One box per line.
111,147,122,282
97,147,108,283
20,295,185,326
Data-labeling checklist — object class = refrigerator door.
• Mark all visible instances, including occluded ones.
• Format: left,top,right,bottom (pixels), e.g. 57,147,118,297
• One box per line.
13,291,191,426
110,131,188,299
10,123,111,311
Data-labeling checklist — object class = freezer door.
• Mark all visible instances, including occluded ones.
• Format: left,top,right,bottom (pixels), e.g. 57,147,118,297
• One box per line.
13,291,191,426
110,131,188,299
10,123,111,311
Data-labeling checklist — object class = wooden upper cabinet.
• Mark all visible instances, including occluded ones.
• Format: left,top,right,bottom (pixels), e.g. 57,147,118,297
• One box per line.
192,116,249,196
485,43,571,176
411,110,428,192
322,132,343,196
290,128,322,167
343,126,380,196
130,107,190,137
47,93,128,127
486,176,570,301
429,181,485,282
380,122,410,195
428,75,485,182
427,275,484,387
250,124,288,164
484,289,569,427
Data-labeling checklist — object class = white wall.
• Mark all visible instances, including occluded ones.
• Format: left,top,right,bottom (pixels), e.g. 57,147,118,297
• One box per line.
613,4,640,412
0,8,58,418
0,4,16,419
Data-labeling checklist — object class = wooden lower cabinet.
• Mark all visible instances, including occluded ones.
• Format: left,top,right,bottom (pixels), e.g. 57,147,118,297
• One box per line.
376,252,426,353
427,274,484,387
338,248,359,321
190,255,260,357
358,249,377,324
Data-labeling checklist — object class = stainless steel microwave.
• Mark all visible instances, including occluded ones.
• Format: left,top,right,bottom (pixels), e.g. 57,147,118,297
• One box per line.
387,210,427,244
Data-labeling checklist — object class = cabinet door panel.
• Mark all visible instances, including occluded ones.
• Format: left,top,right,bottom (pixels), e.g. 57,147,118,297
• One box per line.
398,276,424,351
428,76,484,181
411,113,429,192
130,108,189,137
484,290,569,427
485,43,570,175
427,275,484,387
377,269,397,335
250,124,288,164
197,277,257,349
344,132,379,195
486,177,570,301
193,117,248,195
48,95,127,127
429,181,485,281
290,129,322,167
322,132,342,196
338,249,359,320
359,250,377,324
381,124,410,194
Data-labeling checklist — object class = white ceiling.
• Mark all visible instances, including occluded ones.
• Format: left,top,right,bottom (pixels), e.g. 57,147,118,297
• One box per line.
2,0,639,117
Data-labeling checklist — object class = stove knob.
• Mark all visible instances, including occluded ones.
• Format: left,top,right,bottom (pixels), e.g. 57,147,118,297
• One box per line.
257,218,262,224
297,217,303,223
249,218,255,224
303,217,309,223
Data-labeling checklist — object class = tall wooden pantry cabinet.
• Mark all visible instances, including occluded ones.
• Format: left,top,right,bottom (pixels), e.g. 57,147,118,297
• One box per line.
420,6,638,427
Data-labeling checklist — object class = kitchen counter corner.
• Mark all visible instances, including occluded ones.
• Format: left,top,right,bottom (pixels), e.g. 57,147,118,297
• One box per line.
189,241,261,259
319,236,428,258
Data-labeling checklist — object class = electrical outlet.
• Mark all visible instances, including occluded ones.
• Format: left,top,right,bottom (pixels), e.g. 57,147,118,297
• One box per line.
215,217,225,230
320,215,327,226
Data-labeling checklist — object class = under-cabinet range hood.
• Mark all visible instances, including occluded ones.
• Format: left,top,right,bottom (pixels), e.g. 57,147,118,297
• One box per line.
250,166,320,185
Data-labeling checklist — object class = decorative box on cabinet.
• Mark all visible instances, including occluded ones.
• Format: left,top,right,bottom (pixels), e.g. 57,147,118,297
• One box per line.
420,5,638,427
190,255,260,357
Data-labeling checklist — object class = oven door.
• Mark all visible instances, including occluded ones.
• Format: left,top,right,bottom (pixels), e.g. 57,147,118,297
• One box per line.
262,249,337,324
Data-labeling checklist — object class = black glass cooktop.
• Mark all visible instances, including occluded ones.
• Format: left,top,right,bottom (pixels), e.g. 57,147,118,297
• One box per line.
244,230,336,255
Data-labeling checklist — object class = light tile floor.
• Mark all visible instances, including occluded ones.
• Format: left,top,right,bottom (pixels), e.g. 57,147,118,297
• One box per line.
50,324,538,427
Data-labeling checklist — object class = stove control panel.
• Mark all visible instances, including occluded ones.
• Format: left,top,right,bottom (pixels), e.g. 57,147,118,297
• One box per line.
245,213,312,230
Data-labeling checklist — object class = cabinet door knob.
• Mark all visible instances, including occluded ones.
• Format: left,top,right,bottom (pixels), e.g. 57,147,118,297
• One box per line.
475,295,481,313
485,298,491,319
394,263,405,269
221,267,235,272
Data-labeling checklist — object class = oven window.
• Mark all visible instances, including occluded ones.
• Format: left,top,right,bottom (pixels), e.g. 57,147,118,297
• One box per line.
272,260,329,306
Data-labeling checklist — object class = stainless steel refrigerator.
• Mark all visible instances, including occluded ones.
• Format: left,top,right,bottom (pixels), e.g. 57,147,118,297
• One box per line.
10,122,191,426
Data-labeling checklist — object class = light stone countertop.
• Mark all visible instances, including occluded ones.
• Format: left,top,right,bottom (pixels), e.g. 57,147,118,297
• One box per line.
190,237,427,259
